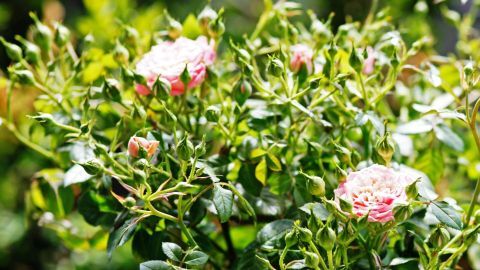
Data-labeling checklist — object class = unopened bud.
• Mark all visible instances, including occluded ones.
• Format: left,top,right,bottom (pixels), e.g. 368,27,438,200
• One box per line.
316,227,336,250
16,36,41,64
297,227,313,243
349,45,362,71
164,11,182,39
79,159,104,175
54,22,70,47
153,76,171,100
268,58,284,77
285,229,298,247
198,5,218,33
123,197,136,208
114,40,130,64
177,135,194,161
205,105,220,122
233,79,252,106
375,131,395,165
133,169,147,183
207,9,225,38
128,136,159,159
12,69,35,85
30,12,52,52
304,251,319,268
0,37,22,61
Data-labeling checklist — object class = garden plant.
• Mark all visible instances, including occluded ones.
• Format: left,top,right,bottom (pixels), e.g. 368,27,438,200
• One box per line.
1,0,480,269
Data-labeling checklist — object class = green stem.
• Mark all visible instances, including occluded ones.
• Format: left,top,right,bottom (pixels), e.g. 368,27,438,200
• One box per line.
177,195,198,246
1,117,59,163
279,246,288,270
6,79,14,122
327,250,334,270
308,241,328,270
144,200,178,222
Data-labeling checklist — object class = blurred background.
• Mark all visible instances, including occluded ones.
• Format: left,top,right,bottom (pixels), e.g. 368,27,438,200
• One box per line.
0,0,473,269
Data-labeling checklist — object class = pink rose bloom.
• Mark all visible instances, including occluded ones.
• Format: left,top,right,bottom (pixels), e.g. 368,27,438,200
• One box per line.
290,44,313,74
362,46,376,75
135,36,216,96
334,164,415,223
128,136,159,158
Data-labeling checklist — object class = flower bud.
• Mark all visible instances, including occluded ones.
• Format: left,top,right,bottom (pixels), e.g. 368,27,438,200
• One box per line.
103,78,122,102
195,136,206,157
121,25,139,47
316,227,336,250
307,176,325,197
393,203,413,222
205,105,220,122
30,12,53,52
198,5,218,33
177,135,194,161
338,221,356,245
375,131,395,165
133,169,147,183
268,58,284,77
54,22,70,47
297,227,313,243
0,37,22,61
309,77,321,89
349,45,362,71
428,226,450,248
134,158,149,170
152,76,171,100
128,136,159,159
114,40,130,64
207,9,225,38
175,182,198,194
284,230,297,249
79,159,104,175
303,251,319,268
12,69,35,85
123,197,136,208
233,78,252,106
16,36,41,64
164,10,182,39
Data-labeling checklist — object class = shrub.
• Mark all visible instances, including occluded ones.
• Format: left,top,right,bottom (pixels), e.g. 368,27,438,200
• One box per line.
1,1,479,269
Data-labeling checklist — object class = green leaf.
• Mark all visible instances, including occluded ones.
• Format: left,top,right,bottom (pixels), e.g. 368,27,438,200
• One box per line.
161,242,183,262
107,218,137,258
434,124,464,151
212,184,233,223
414,149,444,184
257,219,294,247
389,258,417,266
251,148,267,158
255,159,267,185
184,250,209,266
140,260,173,270
267,173,292,195
266,154,282,171
428,201,462,230
396,118,433,134
182,14,202,39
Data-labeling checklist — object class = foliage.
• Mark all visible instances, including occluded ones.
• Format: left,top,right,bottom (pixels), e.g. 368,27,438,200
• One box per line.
1,0,480,269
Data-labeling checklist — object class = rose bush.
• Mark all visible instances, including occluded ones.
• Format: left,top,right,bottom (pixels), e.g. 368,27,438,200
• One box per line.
0,1,480,270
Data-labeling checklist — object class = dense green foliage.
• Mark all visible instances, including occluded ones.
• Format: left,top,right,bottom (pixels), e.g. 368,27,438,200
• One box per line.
1,0,480,269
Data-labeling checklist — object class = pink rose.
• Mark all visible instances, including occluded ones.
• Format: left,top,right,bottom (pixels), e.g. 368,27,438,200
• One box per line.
135,36,216,96
334,164,415,223
290,44,313,74
128,136,159,158
362,46,376,75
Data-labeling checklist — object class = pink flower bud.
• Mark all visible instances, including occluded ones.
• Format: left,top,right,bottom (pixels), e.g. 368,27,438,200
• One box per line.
135,36,216,96
128,136,159,158
362,46,376,75
334,164,415,223
290,44,313,74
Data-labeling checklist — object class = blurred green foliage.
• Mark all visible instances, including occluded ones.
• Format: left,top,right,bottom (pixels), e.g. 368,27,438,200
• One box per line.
0,0,478,269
